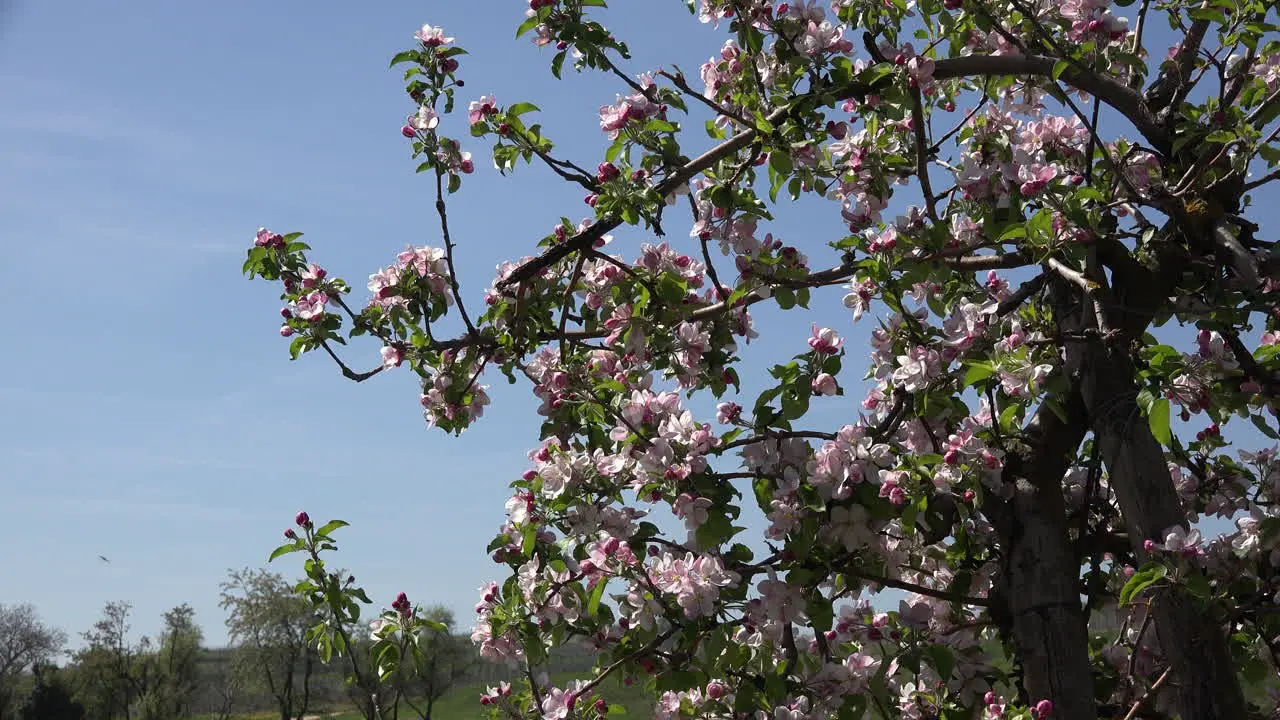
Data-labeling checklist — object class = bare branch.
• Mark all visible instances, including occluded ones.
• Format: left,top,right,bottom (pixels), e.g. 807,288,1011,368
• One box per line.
435,172,477,337
1047,257,1112,335
1123,666,1172,720
909,86,939,223
318,341,384,382
498,52,1167,292
1211,219,1262,289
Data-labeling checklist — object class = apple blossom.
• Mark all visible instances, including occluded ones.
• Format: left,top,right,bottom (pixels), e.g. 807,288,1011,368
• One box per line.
246,5,1280,719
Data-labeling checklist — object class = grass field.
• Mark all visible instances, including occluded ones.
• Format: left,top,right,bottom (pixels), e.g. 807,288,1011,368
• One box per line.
192,671,657,720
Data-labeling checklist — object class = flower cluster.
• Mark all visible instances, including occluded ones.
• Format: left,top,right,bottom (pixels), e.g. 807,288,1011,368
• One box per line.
244,6,1280,720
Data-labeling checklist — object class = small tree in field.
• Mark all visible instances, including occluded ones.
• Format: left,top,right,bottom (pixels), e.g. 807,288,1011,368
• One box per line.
220,569,318,720
18,664,84,720
0,604,65,720
246,1,1280,718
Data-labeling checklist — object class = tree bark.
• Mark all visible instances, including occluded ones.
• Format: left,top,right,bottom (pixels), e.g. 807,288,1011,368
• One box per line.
1051,262,1248,718
1072,341,1247,718
990,394,1098,720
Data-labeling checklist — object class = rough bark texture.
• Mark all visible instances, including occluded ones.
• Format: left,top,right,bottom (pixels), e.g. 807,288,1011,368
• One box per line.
1050,257,1248,718
1074,342,1247,719
992,394,1097,720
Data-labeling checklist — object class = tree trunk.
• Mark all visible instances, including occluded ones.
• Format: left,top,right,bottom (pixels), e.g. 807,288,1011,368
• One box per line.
991,395,1098,720
1073,341,1247,718
1050,263,1248,718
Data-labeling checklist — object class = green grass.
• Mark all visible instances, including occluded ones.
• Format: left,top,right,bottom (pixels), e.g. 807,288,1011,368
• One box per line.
193,671,657,720
424,672,656,720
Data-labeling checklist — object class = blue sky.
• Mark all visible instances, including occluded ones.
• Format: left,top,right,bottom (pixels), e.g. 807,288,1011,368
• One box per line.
0,1,1272,653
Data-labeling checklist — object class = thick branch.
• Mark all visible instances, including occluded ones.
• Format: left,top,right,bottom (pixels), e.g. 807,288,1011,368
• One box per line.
497,53,1165,292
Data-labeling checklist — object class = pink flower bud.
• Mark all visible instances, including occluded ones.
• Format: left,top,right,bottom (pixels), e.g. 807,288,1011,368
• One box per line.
706,681,728,699
811,373,839,396
284,528,296,539
295,511,311,527
596,162,620,183
279,325,294,337
401,125,417,138
983,691,998,706
1032,699,1054,718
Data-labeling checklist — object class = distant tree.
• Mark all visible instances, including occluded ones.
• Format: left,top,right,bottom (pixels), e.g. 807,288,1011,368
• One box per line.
219,568,317,720
18,663,84,720
0,603,67,720
71,601,143,720
134,604,203,720
200,655,243,720
395,607,472,720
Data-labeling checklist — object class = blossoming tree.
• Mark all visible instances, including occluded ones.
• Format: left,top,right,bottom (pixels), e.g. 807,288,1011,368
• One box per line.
244,1,1280,718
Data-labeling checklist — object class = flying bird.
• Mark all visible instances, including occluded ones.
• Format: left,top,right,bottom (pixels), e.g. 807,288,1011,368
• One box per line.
98,555,110,564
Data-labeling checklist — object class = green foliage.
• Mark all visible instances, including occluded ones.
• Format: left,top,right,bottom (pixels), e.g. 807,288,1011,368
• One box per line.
19,664,84,720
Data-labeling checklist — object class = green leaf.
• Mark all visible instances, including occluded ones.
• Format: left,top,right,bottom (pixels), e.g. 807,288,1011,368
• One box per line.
656,276,687,305
507,102,540,117
1119,562,1167,606
806,595,834,632
1187,7,1228,23
316,519,349,537
515,15,541,38
774,287,796,309
389,50,418,68
925,644,956,682
997,224,1027,241
768,150,793,177
521,524,537,556
587,578,608,617
962,361,995,386
1147,397,1172,447
1250,414,1279,439
268,542,302,563
1052,60,1070,81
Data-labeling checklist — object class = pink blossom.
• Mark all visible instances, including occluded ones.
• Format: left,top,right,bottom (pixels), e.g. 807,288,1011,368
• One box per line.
467,95,498,125
300,263,327,289
410,104,440,132
673,493,713,530
1018,163,1058,196
892,345,941,392
254,227,284,248
812,372,839,396
381,345,404,370
808,325,844,355
293,291,328,321
415,24,454,47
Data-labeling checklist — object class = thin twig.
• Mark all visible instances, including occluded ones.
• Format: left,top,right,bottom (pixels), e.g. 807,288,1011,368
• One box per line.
1047,257,1112,334
1122,666,1172,720
658,69,753,128
909,86,939,222
318,341,385,382
435,170,477,337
